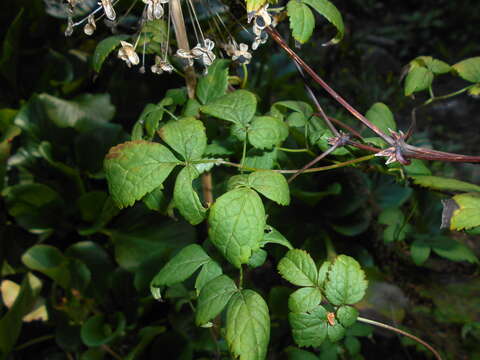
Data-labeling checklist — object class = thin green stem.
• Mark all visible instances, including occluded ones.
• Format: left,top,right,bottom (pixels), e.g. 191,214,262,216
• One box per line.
277,147,316,156
218,154,375,175
14,335,55,351
324,235,336,260
101,345,122,360
238,266,244,289
423,84,473,106
357,317,443,360
164,108,178,120
240,137,247,173
241,64,248,89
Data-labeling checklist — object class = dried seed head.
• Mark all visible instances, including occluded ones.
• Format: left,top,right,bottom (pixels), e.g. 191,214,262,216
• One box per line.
65,16,74,36
118,41,140,67
83,14,96,36
100,0,116,21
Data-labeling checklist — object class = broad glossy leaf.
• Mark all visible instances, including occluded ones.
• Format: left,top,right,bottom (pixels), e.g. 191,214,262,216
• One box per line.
173,165,207,225
365,102,396,134
196,275,238,325
410,239,431,265
160,117,207,161
0,273,41,357
260,226,293,249
302,0,345,45
0,9,23,87
208,188,266,268
248,116,289,150
200,90,257,126
92,35,129,72
21,245,69,289
194,260,223,296
278,249,317,287
245,148,278,169
452,57,480,83
80,313,126,347
226,290,270,360
289,305,327,347
151,244,211,290
287,1,315,44
105,140,179,208
2,183,64,232
197,59,230,105
79,196,120,236
112,219,195,272
410,175,480,193
450,193,480,230
249,170,290,206
336,306,358,328
404,66,433,96
428,236,478,263
38,93,115,132
142,186,168,212
324,255,367,305
288,287,322,313
138,103,166,140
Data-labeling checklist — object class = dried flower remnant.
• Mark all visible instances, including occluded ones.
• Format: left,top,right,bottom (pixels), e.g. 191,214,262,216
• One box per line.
374,129,410,165
231,43,252,65
251,5,272,30
151,56,173,74
83,14,96,35
118,41,140,67
176,49,195,67
252,30,268,50
101,0,116,21
191,39,216,67
65,16,74,36
143,0,167,21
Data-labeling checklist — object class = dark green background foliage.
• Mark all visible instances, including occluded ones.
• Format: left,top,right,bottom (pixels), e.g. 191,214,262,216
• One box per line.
1,0,480,359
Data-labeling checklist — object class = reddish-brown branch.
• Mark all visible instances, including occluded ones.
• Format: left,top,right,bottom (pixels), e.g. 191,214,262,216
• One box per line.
267,27,394,145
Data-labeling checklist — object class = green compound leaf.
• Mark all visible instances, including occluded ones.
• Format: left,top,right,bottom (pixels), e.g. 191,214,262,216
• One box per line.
247,248,268,268
104,140,179,208
404,66,434,96
248,171,290,206
317,261,331,288
410,175,480,193
288,287,322,313
208,188,266,268
336,305,358,328
287,0,315,44
260,226,293,250
327,322,345,342
365,102,396,134
151,244,211,291
195,260,223,296
159,117,207,161
92,35,129,73
173,165,207,225
200,90,257,126
196,274,238,326
226,290,270,360
289,305,327,347
302,0,345,45
452,57,480,83
324,255,367,305
285,347,318,360
248,116,289,150
197,59,230,105
412,56,451,75
278,249,318,287
410,239,431,265
80,313,126,347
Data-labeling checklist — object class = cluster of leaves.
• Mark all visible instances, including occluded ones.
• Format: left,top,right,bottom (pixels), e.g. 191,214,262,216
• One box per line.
1,1,480,359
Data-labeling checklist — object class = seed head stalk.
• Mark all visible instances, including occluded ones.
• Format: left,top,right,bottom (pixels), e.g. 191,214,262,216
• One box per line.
170,0,197,99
